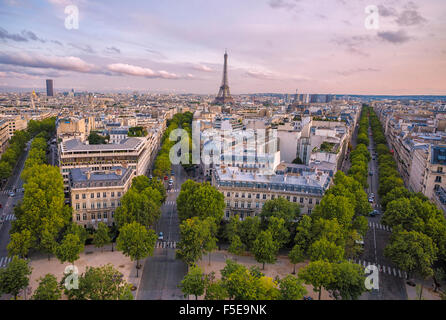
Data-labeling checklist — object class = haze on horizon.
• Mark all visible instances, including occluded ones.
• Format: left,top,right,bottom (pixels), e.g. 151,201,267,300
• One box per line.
0,0,445,95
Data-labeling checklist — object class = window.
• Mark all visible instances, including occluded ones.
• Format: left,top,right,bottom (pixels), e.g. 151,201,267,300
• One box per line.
103,192,107,198
97,213,102,220
75,203,80,210
97,192,100,198
103,202,107,208
97,203,101,209
256,202,260,208
227,192,230,197
91,193,94,199
434,184,440,191
435,176,442,183
91,213,96,220
111,192,115,197
438,167,443,173
309,198,313,204
271,195,275,200
82,193,86,199
83,213,87,220
76,214,80,221
263,194,267,200
308,208,312,215
82,203,86,209
75,194,79,200
235,201,239,208
293,197,297,202
256,194,260,199
241,202,245,208
111,202,115,207
242,193,245,198
118,192,121,197
316,199,320,205
247,202,251,208
300,197,304,203
248,193,251,199
91,203,95,209
226,211,230,218
235,193,239,198
103,212,108,219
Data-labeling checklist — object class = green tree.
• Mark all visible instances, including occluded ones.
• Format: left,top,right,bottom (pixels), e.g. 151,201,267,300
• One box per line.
116,222,156,277
279,275,307,300
180,265,207,300
260,197,300,226
62,264,134,300
309,238,345,262
93,222,112,252
299,260,335,300
294,215,313,255
176,217,214,266
289,244,305,274
228,235,245,257
239,216,261,251
328,261,367,300
385,230,437,296
266,216,290,249
205,280,228,300
55,233,84,266
0,256,32,300
32,274,62,300
7,229,33,258
252,230,279,270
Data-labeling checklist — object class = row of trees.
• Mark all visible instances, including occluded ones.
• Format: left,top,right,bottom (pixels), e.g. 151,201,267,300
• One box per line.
153,112,192,178
0,130,30,181
0,256,133,300
87,131,108,145
113,175,167,276
278,109,373,299
180,257,366,301
348,109,371,188
180,260,307,300
367,106,446,297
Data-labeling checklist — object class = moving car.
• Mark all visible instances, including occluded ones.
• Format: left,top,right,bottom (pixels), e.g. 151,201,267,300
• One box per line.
158,232,164,241
369,210,380,217
8,191,15,197
369,171,373,176
368,197,374,203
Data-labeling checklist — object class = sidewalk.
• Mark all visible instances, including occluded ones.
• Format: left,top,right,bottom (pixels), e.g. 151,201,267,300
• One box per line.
405,278,443,300
22,244,145,300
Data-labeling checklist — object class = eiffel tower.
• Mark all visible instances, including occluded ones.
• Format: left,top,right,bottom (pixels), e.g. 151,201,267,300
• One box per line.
214,50,234,104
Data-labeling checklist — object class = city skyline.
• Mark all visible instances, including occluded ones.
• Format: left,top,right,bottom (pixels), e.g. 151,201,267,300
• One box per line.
0,0,445,95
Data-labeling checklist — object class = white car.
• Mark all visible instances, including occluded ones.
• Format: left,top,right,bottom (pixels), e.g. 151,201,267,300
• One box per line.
8,191,15,197
158,232,164,241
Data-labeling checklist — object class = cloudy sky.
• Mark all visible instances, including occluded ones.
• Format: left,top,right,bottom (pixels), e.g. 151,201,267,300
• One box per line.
0,0,445,94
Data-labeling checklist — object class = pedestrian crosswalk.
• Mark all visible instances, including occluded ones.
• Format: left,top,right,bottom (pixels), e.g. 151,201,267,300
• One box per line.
349,258,406,279
167,189,179,193
0,188,24,195
155,241,177,249
164,201,176,206
1,214,16,221
368,221,392,232
0,256,12,268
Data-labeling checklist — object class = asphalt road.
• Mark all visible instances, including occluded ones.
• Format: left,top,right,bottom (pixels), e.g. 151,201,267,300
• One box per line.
136,164,189,300
0,140,31,270
359,123,408,300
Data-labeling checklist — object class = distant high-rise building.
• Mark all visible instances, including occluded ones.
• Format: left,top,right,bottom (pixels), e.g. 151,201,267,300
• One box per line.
214,50,234,104
46,79,54,96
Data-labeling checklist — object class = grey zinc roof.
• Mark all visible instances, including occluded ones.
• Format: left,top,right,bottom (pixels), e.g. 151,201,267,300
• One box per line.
62,137,143,152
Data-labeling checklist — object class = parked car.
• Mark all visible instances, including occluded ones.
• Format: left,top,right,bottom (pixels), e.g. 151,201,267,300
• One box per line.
369,171,373,176
369,210,379,217
158,232,164,241
368,198,374,203
8,191,15,197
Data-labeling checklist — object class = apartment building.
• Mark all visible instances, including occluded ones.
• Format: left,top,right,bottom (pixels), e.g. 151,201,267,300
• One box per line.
212,165,331,219
0,119,10,156
59,137,152,194
69,166,134,227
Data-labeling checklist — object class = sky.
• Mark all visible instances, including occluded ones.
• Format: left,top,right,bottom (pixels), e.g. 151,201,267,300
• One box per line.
0,0,445,95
